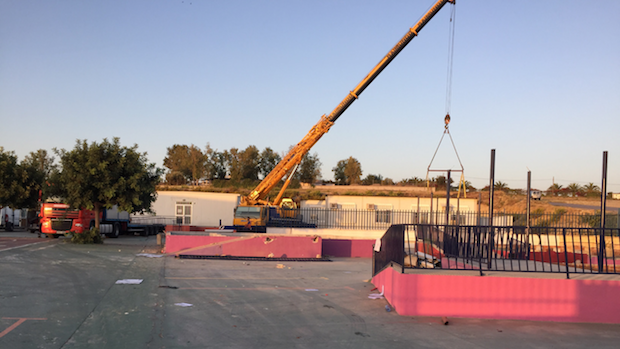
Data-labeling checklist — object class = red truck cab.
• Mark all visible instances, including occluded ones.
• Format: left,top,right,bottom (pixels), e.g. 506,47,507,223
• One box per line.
39,203,80,237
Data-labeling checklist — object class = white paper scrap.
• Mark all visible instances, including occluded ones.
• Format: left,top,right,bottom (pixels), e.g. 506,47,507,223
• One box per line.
368,285,385,299
115,279,143,285
374,238,381,252
305,289,319,292
174,303,193,307
136,253,164,258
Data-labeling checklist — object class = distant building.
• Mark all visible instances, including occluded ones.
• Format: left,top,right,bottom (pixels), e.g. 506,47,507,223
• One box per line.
148,191,240,227
612,193,620,200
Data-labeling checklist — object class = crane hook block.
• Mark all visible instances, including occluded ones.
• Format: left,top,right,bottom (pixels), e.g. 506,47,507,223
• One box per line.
444,113,451,128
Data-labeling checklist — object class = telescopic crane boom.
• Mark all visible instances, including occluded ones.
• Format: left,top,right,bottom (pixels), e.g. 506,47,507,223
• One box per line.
242,0,454,207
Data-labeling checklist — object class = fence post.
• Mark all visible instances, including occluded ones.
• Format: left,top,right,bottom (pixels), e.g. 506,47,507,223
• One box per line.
446,170,451,227
488,149,496,268
563,228,570,279
599,151,608,272
526,171,531,261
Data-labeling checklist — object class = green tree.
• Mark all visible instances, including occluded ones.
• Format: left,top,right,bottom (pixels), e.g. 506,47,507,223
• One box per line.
583,182,600,198
237,145,260,180
163,144,205,184
547,183,562,196
166,171,186,185
567,183,582,197
494,181,509,191
344,157,362,184
332,159,347,185
55,138,162,229
463,180,476,191
296,152,322,184
213,150,229,179
362,174,383,185
21,149,58,204
332,157,362,185
228,148,241,180
259,147,281,179
163,144,191,179
187,145,206,184
0,147,26,208
399,177,424,186
381,177,395,186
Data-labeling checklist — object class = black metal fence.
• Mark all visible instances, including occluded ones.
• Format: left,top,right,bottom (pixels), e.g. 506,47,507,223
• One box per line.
294,208,620,230
372,223,620,277
372,225,405,276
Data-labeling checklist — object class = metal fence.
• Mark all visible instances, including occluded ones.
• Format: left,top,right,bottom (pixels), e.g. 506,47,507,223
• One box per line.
373,224,620,277
294,208,620,230
372,225,405,276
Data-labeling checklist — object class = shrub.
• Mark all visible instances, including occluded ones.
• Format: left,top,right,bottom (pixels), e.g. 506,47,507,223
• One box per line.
69,227,103,244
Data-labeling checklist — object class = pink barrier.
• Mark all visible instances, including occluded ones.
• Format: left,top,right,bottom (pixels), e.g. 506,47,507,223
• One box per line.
322,239,375,258
165,233,322,259
372,267,620,324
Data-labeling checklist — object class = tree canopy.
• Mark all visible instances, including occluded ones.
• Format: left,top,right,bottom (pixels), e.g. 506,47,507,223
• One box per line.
296,152,322,184
56,138,162,228
333,156,362,185
0,147,51,209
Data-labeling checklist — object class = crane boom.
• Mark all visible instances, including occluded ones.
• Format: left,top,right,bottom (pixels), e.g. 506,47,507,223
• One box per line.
242,0,454,206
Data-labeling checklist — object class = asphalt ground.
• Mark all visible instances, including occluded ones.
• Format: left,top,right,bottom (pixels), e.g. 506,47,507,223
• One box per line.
1,230,620,348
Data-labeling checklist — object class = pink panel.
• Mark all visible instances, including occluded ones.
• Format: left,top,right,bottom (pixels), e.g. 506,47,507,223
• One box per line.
322,239,375,258
372,268,620,324
165,234,322,259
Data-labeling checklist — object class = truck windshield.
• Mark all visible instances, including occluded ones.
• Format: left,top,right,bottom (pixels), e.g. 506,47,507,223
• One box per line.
235,207,262,219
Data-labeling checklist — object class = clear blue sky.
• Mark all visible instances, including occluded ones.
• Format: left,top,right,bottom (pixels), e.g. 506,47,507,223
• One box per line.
1,0,619,193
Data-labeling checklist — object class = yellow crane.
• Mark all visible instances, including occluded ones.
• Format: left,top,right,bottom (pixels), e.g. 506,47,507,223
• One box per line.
233,0,455,231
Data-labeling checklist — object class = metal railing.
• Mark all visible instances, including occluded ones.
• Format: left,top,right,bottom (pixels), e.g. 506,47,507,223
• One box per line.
372,223,620,277
291,208,620,230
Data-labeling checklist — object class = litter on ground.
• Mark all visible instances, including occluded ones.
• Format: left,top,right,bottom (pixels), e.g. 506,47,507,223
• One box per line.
115,279,143,285
136,253,164,258
174,303,193,307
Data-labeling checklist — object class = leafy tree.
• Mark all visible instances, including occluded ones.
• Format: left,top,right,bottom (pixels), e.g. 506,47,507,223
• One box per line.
187,145,206,184
238,145,260,180
166,171,186,185
22,149,56,178
297,152,322,184
463,180,476,191
21,149,58,204
381,177,395,186
547,183,562,196
583,182,601,198
333,157,362,185
228,148,241,180
399,177,424,186
259,147,281,179
0,147,26,208
163,144,205,184
332,160,347,185
494,181,509,191
344,157,362,184
362,174,383,185
55,138,162,229
205,145,229,180
163,144,191,178
567,183,583,197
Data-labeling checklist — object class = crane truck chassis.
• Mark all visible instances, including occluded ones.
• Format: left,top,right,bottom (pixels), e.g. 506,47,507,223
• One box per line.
232,0,455,232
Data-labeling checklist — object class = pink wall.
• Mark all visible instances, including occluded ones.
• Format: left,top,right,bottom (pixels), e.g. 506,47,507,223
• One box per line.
322,239,375,258
372,267,620,324
165,233,322,259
